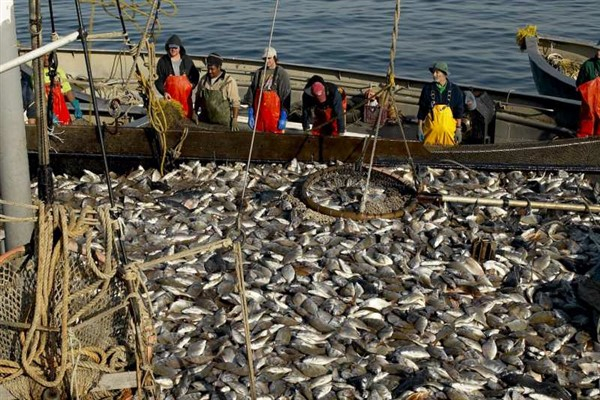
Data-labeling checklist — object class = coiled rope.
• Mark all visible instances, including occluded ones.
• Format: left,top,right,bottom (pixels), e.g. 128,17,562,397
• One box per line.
0,202,151,394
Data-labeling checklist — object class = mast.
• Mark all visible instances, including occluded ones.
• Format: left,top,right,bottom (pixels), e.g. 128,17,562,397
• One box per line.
0,0,34,251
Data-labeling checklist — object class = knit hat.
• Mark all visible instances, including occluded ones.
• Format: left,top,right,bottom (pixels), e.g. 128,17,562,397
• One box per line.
311,82,326,103
262,46,277,59
429,61,450,75
206,53,223,67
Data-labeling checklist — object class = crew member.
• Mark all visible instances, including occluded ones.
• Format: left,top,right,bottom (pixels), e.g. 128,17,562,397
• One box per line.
43,52,83,125
302,75,345,136
417,61,464,146
194,53,241,130
155,34,200,119
575,45,600,137
243,46,291,134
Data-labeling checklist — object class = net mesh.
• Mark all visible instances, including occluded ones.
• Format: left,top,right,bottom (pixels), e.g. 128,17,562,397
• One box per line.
300,165,416,220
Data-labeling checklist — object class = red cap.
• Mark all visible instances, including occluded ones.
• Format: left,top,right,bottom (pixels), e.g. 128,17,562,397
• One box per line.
311,82,326,103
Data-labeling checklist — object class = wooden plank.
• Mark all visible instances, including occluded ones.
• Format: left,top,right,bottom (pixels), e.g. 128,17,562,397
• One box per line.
92,371,137,391
0,371,137,399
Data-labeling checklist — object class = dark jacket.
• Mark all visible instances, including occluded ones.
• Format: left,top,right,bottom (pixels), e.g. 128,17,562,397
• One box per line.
301,75,345,133
576,55,600,87
154,34,200,95
243,65,291,112
417,80,464,121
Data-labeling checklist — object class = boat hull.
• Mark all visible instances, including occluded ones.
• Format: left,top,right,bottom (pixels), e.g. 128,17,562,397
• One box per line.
26,125,600,175
19,48,592,175
525,35,598,100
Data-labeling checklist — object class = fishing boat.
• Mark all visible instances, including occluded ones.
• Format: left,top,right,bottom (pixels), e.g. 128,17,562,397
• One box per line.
523,34,599,100
19,46,596,175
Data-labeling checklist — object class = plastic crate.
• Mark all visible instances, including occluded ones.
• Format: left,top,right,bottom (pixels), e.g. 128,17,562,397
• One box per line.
363,104,388,125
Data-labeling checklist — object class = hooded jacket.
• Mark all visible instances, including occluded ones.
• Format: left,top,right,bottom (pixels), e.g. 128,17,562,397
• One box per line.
154,34,200,95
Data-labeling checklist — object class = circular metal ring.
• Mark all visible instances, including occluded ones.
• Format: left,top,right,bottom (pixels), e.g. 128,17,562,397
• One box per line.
300,165,416,221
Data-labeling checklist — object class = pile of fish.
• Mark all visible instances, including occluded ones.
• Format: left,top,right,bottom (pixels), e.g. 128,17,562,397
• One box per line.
46,161,600,400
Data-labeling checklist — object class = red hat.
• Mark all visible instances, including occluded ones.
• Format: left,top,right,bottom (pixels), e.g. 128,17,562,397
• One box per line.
311,82,326,103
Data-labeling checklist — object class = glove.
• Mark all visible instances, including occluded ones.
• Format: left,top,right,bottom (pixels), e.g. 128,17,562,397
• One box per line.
417,127,425,142
454,126,462,144
247,107,255,129
231,118,239,132
277,109,287,131
71,98,83,119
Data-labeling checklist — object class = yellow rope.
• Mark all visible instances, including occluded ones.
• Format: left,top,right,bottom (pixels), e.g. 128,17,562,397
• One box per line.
135,38,171,175
516,25,537,50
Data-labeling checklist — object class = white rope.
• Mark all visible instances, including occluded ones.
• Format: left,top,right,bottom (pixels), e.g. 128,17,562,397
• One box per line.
360,0,402,212
238,0,281,224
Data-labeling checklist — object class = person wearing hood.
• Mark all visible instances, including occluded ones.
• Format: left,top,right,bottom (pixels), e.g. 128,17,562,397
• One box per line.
416,61,464,146
301,75,346,136
575,44,600,137
155,34,200,119
243,46,291,134
194,53,241,131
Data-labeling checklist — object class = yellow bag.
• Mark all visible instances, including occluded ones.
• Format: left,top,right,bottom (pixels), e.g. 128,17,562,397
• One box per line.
423,104,457,146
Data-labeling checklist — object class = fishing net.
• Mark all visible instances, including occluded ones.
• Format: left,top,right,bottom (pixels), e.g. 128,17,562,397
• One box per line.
545,53,581,79
0,202,155,399
515,25,537,50
300,165,417,220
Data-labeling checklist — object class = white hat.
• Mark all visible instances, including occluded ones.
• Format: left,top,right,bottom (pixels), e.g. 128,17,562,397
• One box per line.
262,46,277,58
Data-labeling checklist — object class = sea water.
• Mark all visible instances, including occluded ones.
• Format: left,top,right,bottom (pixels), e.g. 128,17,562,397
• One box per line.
12,0,600,93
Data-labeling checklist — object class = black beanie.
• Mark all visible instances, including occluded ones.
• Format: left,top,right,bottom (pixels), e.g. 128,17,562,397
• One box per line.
207,53,223,67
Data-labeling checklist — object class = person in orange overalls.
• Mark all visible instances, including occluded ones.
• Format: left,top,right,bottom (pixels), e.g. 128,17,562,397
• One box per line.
243,47,291,134
301,75,346,136
155,35,200,119
576,45,600,137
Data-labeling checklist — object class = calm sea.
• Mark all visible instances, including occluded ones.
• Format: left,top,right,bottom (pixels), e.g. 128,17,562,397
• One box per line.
12,0,600,94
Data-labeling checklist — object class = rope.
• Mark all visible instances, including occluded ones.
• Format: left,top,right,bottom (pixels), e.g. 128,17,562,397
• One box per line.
228,4,281,400
0,202,158,395
234,242,257,400
137,38,170,174
360,0,411,211
170,126,189,160
237,0,281,231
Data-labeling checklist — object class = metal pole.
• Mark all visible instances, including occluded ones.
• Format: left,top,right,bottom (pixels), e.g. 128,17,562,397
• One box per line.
418,193,600,213
0,31,79,74
0,0,35,251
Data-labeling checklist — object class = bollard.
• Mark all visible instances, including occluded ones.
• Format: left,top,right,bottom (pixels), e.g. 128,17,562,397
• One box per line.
471,238,497,263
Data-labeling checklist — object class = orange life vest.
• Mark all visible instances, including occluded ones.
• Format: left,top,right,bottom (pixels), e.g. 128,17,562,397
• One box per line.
254,90,283,134
164,74,193,118
577,76,600,137
45,84,71,125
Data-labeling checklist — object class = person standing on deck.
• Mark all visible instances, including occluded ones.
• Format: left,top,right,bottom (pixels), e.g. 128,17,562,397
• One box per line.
43,52,83,125
301,75,346,136
21,70,36,125
417,62,464,146
575,44,600,137
155,34,200,119
243,46,291,134
194,53,241,131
